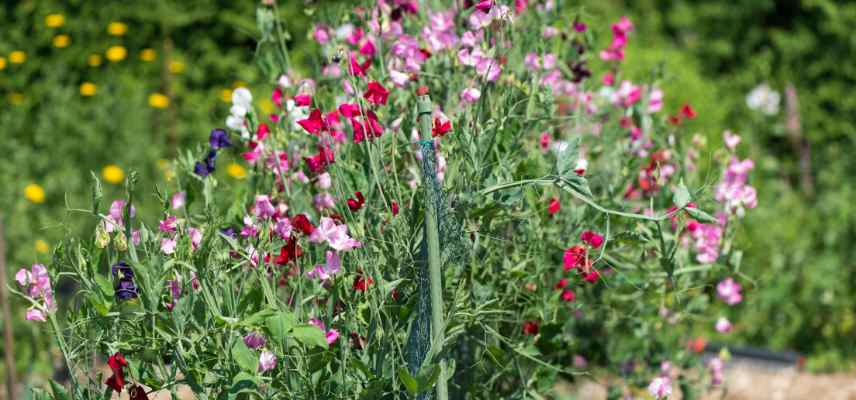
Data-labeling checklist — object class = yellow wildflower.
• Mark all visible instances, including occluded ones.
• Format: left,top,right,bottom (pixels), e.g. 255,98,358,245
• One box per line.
45,14,65,28
9,51,26,64
158,159,175,181
227,162,248,179
107,22,128,36
105,46,127,62
220,89,233,103
169,60,185,74
9,92,24,105
258,98,275,114
0,57,6,70
52,34,70,48
102,165,125,184
35,240,50,254
80,82,97,96
140,48,156,62
88,54,102,67
148,93,170,109
24,183,46,203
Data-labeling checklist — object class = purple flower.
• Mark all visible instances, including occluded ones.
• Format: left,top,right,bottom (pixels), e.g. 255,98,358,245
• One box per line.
244,332,267,350
112,261,139,301
194,150,218,177
209,129,231,150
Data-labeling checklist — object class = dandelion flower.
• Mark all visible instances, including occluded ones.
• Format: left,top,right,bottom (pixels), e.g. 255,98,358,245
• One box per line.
88,54,102,67
24,184,46,204
148,93,169,109
52,34,70,48
79,82,97,96
35,240,49,254
220,89,233,103
168,60,184,74
9,93,24,105
105,46,127,62
139,48,156,62
45,14,65,28
227,162,247,179
107,22,128,36
102,165,125,184
9,51,26,64
0,57,6,70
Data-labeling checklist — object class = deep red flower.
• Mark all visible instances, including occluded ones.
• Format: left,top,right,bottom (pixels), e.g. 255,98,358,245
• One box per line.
294,94,312,107
298,109,326,135
304,145,335,173
432,117,451,137
580,231,604,249
561,289,576,302
583,269,601,283
521,320,539,336
391,201,399,216
680,103,697,119
129,385,149,400
554,278,568,290
349,53,371,77
339,103,361,118
274,237,303,265
353,274,374,291
351,112,384,143
668,115,681,126
291,214,315,235
416,86,430,96
105,352,128,393
363,81,390,105
347,191,366,212
547,198,561,215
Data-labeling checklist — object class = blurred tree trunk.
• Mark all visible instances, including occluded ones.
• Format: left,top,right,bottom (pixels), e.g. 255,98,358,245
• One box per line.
785,84,814,197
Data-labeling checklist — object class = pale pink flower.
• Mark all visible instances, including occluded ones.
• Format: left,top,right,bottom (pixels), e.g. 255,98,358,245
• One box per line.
188,228,202,251
316,172,332,190
309,217,362,252
715,317,732,333
460,87,481,104
709,357,724,385
542,26,559,38
254,195,276,219
313,193,336,210
542,53,557,70
648,88,664,112
15,269,31,286
306,251,341,281
524,53,540,70
171,191,186,210
717,278,743,305
389,69,410,87
26,308,46,322
258,351,277,372
647,376,672,399
161,237,177,255
723,130,741,150
275,218,293,240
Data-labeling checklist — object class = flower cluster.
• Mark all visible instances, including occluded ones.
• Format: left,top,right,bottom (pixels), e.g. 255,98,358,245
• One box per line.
14,263,55,321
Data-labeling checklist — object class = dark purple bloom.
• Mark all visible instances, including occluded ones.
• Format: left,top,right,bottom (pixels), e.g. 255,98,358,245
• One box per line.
243,332,266,350
112,261,139,301
194,150,218,177
220,227,237,238
209,129,231,150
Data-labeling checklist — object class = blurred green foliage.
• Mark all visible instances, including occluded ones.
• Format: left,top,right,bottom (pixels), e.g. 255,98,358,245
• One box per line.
0,0,316,382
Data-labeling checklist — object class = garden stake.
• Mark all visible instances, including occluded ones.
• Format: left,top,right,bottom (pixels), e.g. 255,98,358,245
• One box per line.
417,93,449,400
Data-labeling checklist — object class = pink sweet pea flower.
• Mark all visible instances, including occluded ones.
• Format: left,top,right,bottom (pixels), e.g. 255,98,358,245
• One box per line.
188,227,202,251
159,215,178,233
647,376,672,399
171,191,186,209
460,87,481,104
717,278,743,305
26,308,46,322
715,317,733,333
723,130,741,150
309,217,362,252
259,351,277,373
254,195,276,219
307,251,341,281
161,237,177,255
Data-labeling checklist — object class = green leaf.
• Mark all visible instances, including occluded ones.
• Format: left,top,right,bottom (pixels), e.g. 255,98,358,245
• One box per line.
230,371,258,394
291,324,328,349
416,363,442,392
265,311,297,342
398,367,418,394
555,137,580,177
49,380,70,400
685,207,718,224
241,308,275,327
95,274,113,298
231,340,258,373
673,179,692,208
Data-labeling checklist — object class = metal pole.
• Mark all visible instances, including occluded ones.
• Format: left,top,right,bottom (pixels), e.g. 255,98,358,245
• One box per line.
416,93,448,400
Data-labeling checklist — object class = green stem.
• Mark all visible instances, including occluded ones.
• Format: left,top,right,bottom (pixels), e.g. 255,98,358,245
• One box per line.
48,312,80,390
417,94,449,400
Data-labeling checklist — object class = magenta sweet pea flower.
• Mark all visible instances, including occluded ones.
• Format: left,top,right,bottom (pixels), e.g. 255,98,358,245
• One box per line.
306,251,341,281
717,278,743,305
258,351,277,373
715,317,733,333
159,215,178,233
648,376,672,399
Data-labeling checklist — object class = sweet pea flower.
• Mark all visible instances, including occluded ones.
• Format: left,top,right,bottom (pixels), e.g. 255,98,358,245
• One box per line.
188,227,202,251
460,87,481,104
159,215,178,233
716,317,733,333
316,172,332,189
170,191,186,209
309,318,340,345
161,237,177,255
306,251,341,281
244,332,266,350
709,357,725,385
259,351,277,372
309,217,362,251
717,278,743,305
254,195,276,219
26,308,46,322
723,130,741,150
647,376,672,399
